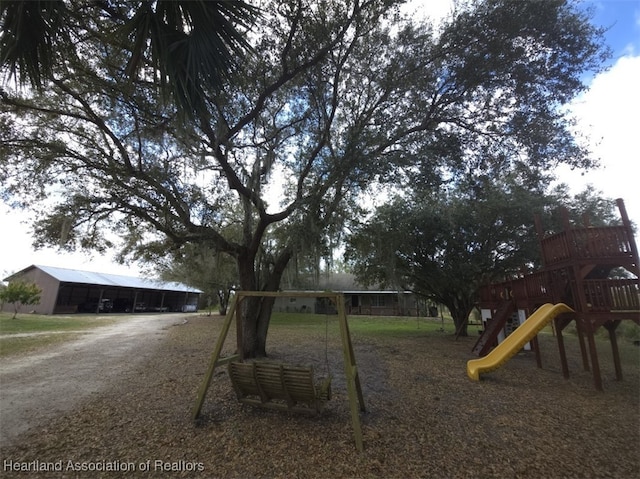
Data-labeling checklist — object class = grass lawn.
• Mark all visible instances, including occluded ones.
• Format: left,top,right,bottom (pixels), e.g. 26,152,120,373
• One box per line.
2,309,637,359
0,309,453,358
0,312,122,356
270,311,456,341
0,312,119,333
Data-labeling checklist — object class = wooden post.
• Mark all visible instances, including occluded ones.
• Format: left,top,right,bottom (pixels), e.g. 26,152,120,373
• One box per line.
554,318,570,379
616,198,640,277
531,335,542,369
335,295,365,452
192,295,239,419
235,297,243,358
605,320,623,381
575,320,590,371
586,328,603,391
96,288,105,314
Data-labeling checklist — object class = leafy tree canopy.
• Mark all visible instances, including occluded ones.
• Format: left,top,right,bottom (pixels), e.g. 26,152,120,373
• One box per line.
0,0,610,356
345,182,621,335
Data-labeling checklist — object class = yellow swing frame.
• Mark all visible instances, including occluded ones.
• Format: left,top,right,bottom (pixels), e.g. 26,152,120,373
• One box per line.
192,291,366,451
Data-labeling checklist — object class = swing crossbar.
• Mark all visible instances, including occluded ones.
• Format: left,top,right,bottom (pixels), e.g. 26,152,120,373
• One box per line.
228,361,331,414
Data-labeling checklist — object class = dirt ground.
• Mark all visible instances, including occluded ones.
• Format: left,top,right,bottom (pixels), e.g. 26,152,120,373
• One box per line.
0,314,187,447
0,314,638,479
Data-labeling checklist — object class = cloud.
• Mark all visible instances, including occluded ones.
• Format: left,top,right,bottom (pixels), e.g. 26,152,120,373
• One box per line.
574,54,640,149
561,53,640,231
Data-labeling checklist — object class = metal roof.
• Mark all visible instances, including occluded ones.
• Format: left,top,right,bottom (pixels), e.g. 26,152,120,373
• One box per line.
6,265,202,293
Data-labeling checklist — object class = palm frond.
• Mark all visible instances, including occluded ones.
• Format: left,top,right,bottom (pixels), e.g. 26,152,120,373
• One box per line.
0,0,68,89
121,0,260,114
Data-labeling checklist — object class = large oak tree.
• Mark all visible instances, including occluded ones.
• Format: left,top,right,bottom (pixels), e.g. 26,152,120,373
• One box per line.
1,0,608,356
346,177,621,336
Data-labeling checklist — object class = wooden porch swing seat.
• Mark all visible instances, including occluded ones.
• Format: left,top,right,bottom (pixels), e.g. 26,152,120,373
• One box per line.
228,361,331,414
193,291,366,452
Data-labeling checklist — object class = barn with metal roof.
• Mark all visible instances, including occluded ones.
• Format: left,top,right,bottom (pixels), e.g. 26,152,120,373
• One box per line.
2,265,202,315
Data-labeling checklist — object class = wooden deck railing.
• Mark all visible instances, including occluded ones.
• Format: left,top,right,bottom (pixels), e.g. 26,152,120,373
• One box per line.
479,275,639,314
478,272,554,306
582,279,640,312
522,272,553,300
478,281,509,305
540,226,633,266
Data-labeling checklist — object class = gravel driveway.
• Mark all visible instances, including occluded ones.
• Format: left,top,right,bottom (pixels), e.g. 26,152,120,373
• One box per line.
0,314,187,448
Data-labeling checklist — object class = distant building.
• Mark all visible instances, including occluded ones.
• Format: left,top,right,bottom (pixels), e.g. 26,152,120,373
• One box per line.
1,265,202,315
274,273,422,316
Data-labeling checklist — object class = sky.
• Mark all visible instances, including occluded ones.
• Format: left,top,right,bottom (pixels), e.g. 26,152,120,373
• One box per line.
557,0,640,226
1,0,639,280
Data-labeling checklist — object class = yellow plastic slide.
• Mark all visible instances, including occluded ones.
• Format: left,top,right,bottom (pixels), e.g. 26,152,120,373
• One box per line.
467,303,574,381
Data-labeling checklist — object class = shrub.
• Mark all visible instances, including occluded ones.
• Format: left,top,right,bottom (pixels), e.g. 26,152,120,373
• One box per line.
0,281,42,319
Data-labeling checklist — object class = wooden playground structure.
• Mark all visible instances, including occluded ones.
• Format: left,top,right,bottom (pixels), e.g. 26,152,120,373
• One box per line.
192,291,366,451
475,199,640,390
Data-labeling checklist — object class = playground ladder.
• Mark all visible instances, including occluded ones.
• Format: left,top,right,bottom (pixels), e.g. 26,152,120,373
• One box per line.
472,299,515,356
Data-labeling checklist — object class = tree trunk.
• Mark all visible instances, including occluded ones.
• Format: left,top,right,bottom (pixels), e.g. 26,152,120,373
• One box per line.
395,291,406,316
240,296,269,358
217,288,230,316
236,247,292,358
447,300,473,337
453,314,469,337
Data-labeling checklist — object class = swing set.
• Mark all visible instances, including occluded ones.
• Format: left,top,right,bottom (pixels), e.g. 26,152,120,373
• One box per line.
192,291,367,451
